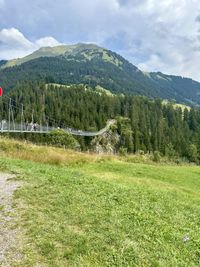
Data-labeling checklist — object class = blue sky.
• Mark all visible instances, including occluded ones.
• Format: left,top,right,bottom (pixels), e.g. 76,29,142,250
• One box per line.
0,0,200,81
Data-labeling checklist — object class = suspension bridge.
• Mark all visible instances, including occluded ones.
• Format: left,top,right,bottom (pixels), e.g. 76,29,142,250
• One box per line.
0,95,115,136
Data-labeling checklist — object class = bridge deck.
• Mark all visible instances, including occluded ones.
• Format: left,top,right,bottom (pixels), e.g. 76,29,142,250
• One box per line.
0,120,115,137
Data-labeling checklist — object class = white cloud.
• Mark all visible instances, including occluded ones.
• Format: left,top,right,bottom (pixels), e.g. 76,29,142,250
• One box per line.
0,28,62,59
35,37,61,47
108,0,200,81
0,28,32,48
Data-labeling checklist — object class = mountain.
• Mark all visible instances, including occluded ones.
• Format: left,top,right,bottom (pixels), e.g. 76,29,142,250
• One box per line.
1,44,101,68
1,43,200,105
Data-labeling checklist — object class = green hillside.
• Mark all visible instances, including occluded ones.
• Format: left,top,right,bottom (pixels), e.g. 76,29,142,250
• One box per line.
1,44,200,105
1,139,200,266
1,82,200,163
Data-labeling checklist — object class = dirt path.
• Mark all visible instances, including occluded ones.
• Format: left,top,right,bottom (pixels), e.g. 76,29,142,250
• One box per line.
0,173,21,266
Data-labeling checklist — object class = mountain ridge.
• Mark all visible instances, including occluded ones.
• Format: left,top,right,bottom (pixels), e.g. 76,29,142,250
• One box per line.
0,43,200,105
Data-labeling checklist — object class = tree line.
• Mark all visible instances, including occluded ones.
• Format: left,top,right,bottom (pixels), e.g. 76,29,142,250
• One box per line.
0,81,200,163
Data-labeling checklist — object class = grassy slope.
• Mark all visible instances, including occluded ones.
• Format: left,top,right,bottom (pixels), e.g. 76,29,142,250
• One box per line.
2,44,103,69
0,139,200,266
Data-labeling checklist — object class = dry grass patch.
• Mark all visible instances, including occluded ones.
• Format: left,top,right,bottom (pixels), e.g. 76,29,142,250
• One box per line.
0,137,114,166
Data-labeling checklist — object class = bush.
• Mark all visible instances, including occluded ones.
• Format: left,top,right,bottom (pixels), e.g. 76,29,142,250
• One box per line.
165,143,177,160
187,144,198,163
119,147,128,156
47,129,80,149
152,151,161,162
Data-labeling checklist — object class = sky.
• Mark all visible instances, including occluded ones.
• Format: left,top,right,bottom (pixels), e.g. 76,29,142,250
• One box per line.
0,0,200,81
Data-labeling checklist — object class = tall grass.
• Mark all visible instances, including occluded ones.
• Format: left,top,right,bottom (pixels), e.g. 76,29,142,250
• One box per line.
0,137,110,166
0,136,190,166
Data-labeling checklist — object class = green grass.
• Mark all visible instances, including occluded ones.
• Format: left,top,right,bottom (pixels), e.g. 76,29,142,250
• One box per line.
162,100,191,111
0,143,200,266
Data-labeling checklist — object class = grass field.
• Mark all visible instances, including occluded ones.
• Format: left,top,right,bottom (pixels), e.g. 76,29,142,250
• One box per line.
0,138,200,266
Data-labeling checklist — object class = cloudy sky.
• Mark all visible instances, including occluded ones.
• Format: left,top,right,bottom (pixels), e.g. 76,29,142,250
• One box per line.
0,0,200,81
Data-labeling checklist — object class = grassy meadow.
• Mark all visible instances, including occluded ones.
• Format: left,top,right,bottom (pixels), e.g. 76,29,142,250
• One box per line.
0,137,200,266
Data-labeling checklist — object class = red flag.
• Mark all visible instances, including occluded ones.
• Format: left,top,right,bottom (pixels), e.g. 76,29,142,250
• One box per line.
0,87,3,97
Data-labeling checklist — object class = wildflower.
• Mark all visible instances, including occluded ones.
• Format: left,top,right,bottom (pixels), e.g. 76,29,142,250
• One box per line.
183,236,190,242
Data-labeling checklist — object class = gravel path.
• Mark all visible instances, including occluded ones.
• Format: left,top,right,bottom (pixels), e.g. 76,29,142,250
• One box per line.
0,173,21,266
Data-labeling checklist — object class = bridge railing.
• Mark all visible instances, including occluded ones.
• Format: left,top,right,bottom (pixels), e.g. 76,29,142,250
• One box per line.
0,119,116,136
0,121,52,133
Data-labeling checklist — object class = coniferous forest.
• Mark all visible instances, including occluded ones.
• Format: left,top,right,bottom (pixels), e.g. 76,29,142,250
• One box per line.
0,82,200,163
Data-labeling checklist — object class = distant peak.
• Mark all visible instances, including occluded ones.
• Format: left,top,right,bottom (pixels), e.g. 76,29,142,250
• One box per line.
1,43,107,69
37,43,102,51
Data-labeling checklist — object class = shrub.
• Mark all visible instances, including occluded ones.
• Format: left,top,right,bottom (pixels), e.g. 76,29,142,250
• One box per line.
152,151,161,162
187,144,198,163
119,147,128,156
165,143,177,160
47,129,80,149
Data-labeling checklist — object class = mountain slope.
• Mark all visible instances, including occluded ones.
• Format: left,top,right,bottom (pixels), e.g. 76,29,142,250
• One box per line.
1,44,101,68
1,43,200,105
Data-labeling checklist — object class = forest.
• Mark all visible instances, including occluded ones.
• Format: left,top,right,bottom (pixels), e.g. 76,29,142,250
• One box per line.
0,81,200,163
